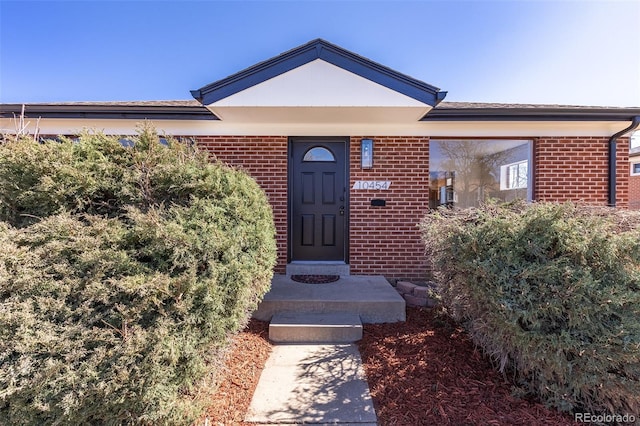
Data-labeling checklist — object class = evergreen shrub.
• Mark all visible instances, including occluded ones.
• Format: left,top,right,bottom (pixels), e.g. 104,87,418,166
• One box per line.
0,125,277,425
420,201,640,416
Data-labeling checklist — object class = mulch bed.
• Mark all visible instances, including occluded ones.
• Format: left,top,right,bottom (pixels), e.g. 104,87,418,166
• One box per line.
290,274,340,284
200,308,575,425
359,307,575,425
199,319,271,425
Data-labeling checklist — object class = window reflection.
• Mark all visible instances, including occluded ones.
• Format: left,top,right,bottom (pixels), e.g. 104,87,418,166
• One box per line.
429,140,531,208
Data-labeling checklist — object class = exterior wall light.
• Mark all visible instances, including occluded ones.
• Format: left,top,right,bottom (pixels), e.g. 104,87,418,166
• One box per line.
361,138,373,169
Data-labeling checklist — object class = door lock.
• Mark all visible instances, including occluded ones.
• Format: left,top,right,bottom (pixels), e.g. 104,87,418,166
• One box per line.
339,206,345,216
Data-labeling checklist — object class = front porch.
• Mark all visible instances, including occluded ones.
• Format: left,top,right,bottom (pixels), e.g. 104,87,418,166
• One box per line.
253,274,406,324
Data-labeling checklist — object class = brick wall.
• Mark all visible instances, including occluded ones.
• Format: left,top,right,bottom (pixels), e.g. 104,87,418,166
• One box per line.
349,136,430,280
630,176,640,209
616,138,630,208
195,136,289,274
189,135,629,280
629,155,640,209
193,135,431,280
534,137,629,207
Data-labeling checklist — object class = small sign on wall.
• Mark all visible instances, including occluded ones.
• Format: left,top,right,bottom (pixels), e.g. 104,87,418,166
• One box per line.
352,181,392,190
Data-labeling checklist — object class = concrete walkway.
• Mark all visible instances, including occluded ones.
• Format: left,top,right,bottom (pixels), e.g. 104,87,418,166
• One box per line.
245,274,403,424
245,344,377,425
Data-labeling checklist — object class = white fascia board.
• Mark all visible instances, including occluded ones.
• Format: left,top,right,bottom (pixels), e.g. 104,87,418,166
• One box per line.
210,106,431,123
209,59,428,108
0,118,632,138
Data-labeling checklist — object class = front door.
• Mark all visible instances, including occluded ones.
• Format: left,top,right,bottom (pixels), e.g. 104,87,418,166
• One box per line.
290,138,348,261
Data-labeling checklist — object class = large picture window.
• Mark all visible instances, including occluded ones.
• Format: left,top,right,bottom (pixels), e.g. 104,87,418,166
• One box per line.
429,139,532,209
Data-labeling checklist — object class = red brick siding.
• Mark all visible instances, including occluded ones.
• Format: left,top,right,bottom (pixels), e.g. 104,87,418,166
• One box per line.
617,138,630,208
630,176,640,209
186,135,630,280
195,136,289,274
349,136,430,281
534,137,629,207
193,135,431,280
629,154,640,209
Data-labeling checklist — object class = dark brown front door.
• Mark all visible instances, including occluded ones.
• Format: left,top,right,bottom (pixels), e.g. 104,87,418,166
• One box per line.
290,138,347,261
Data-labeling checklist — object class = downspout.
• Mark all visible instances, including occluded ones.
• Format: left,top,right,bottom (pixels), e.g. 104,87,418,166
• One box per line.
608,116,640,207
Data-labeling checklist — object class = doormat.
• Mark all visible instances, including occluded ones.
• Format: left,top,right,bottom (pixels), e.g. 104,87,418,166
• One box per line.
290,274,340,284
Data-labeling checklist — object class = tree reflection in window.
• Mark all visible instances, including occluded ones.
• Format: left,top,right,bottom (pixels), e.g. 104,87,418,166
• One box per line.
429,140,531,209
303,147,335,162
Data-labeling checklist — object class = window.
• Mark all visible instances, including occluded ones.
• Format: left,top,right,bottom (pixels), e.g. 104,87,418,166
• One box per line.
118,137,171,148
429,139,532,209
500,160,528,190
38,135,64,144
119,138,135,147
631,162,640,176
303,147,335,162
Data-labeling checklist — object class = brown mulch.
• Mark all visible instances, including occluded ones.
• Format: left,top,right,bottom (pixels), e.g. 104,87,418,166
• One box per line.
359,307,575,426
198,319,271,425
199,309,576,426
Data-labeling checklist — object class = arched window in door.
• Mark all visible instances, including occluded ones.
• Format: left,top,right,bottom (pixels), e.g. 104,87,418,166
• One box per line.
303,146,335,162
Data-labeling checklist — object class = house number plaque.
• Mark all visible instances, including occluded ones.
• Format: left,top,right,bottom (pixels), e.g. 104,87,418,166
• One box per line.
352,181,392,190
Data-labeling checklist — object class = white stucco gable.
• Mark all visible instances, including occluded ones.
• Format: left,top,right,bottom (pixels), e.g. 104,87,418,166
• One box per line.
210,59,427,108
205,60,431,123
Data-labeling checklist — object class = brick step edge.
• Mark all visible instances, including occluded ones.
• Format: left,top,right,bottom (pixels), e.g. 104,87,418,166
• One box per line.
393,280,438,308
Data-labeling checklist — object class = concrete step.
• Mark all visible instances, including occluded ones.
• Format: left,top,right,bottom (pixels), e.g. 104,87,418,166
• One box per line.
253,275,406,324
269,312,363,343
286,262,350,276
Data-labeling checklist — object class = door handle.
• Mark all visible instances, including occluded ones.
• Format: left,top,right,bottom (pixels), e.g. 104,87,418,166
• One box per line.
339,206,345,216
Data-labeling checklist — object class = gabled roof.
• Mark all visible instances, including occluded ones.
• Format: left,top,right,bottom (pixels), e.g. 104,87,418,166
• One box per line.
191,39,447,107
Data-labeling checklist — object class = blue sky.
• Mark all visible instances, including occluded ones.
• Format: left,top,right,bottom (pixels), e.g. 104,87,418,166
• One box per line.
1,0,639,106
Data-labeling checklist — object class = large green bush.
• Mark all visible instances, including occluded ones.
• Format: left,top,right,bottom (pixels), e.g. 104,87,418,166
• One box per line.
0,125,277,425
421,201,640,416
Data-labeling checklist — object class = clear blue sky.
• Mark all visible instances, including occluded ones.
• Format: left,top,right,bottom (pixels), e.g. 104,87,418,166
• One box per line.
1,0,639,106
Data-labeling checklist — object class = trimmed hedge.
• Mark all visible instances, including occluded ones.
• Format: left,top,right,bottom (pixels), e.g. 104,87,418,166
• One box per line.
421,201,640,416
0,125,277,425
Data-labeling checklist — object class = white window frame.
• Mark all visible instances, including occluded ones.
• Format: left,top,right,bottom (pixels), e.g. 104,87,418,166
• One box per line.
631,162,640,176
500,160,529,190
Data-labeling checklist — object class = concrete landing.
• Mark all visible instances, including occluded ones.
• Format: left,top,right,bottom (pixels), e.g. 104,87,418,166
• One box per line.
253,274,406,323
270,312,363,343
286,261,350,277
245,344,377,424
